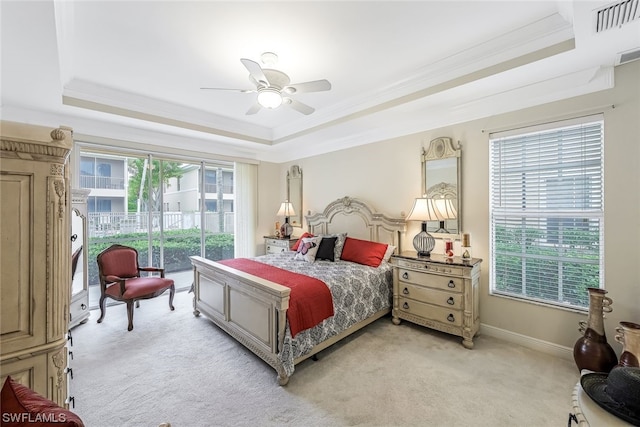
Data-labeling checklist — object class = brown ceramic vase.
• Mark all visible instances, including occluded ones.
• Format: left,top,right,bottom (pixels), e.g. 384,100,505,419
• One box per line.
615,321,640,368
573,288,618,373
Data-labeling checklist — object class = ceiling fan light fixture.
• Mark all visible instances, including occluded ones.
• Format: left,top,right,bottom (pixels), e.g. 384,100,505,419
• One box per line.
257,88,283,109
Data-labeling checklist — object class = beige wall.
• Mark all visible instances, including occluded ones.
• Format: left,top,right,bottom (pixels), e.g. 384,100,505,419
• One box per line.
259,60,640,355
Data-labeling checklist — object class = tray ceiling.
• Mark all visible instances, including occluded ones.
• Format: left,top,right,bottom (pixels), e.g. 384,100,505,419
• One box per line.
1,1,638,162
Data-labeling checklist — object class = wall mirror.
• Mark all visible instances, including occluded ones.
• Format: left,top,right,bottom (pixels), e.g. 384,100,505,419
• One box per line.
287,165,303,228
70,188,90,329
422,137,461,237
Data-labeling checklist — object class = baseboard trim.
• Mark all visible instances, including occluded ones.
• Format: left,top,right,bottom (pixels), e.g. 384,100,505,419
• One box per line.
480,323,574,361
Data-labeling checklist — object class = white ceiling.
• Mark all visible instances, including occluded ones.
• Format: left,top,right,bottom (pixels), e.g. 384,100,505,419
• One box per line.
1,1,639,163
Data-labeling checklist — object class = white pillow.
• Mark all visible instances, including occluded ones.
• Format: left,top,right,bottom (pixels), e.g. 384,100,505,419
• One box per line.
382,244,396,262
294,236,322,263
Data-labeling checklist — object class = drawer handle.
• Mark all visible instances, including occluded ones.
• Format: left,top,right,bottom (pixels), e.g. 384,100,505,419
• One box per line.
81,303,87,310
447,297,455,305
403,302,409,310
402,272,409,279
447,314,455,322
403,287,409,295
447,280,455,288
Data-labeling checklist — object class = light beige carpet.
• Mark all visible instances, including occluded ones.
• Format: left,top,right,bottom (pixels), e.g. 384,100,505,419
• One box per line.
70,290,580,426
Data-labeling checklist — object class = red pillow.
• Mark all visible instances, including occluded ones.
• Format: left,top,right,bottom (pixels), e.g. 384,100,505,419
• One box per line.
1,376,84,427
340,237,389,267
291,232,314,251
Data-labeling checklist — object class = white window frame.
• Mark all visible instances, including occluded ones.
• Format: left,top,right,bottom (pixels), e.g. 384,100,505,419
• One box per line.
489,114,604,310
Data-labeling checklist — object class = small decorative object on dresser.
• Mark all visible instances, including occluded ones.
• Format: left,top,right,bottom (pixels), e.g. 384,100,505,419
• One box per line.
461,233,471,260
444,237,454,258
573,287,618,373
391,251,482,349
264,235,297,255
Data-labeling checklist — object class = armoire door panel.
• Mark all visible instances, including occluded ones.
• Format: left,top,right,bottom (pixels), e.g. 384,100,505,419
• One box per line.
0,173,47,352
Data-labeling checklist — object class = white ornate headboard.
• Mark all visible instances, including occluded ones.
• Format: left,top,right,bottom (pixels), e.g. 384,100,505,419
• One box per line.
305,196,406,249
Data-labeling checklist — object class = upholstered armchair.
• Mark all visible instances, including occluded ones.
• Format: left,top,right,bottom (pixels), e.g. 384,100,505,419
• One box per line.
96,244,175,331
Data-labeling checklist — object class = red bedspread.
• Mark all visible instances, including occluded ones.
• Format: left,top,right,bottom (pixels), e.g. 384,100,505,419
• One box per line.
218,258,334,337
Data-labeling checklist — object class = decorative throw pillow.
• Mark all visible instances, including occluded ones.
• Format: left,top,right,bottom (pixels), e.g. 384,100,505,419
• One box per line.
294,236,322,263
1,376,85,427
315,236,338,261
319,232,347,260
340,237,389,267
291,232,313,251
382,244,396,262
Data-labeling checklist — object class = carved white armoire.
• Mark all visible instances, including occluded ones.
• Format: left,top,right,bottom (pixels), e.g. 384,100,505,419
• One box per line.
0,121,73,407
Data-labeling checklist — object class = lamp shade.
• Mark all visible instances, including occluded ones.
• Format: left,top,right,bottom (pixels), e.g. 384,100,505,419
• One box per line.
257,88,283,109
406,197,443,222
434,198,457,219
277,201,296,217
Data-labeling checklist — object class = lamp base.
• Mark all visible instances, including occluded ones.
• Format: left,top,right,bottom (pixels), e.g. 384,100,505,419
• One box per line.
280,220,293,239
413,222,435,257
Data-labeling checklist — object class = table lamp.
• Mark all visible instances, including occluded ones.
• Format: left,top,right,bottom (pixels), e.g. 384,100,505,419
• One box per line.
406,197,443,256
277,201,296,238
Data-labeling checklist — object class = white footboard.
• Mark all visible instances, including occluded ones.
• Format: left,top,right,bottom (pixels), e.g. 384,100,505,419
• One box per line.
190,256,292,385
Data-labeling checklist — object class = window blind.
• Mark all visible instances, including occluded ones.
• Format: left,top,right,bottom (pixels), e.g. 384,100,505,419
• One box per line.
489,115,604,309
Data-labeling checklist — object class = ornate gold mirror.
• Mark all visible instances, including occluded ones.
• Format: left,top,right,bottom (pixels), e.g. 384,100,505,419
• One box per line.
287,165,303,228
422,137,461,237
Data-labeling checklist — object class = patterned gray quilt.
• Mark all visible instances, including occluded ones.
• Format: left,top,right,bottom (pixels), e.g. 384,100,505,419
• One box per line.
250,251,393,377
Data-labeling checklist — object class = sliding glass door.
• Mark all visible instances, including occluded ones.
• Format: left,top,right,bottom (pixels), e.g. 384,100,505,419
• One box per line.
79,149,235,308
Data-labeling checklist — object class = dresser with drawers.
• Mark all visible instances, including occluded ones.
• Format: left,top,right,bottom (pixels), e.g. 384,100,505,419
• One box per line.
264,235,297,255
391,252,482,349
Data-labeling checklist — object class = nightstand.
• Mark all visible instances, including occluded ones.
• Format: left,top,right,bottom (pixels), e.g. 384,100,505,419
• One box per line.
264,235,297,255
390,251,482,349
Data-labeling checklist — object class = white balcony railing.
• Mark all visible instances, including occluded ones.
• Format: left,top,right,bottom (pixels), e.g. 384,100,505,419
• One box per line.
80,175,126,190
88,211,234,237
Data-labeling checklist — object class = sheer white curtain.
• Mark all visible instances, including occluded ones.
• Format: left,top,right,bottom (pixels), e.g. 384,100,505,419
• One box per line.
234,162,258,257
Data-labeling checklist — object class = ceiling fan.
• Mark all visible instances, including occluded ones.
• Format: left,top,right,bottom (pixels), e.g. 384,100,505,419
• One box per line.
201,52,331,115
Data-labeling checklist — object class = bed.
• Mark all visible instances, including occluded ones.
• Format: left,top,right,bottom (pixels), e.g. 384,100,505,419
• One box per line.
190,196,406,385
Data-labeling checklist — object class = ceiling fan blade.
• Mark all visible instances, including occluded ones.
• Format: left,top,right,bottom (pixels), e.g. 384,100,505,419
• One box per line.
240,58,270,87
285,98,315,115
246,103,261,115
284,79,331,94
200,87,255,93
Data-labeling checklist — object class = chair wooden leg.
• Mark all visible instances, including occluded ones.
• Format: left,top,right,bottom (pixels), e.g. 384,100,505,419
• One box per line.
126,301,135,331
169,285,175,311
97,295,107,324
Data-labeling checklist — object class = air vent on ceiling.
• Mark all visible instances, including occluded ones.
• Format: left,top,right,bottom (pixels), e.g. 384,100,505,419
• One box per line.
595,0,640,32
